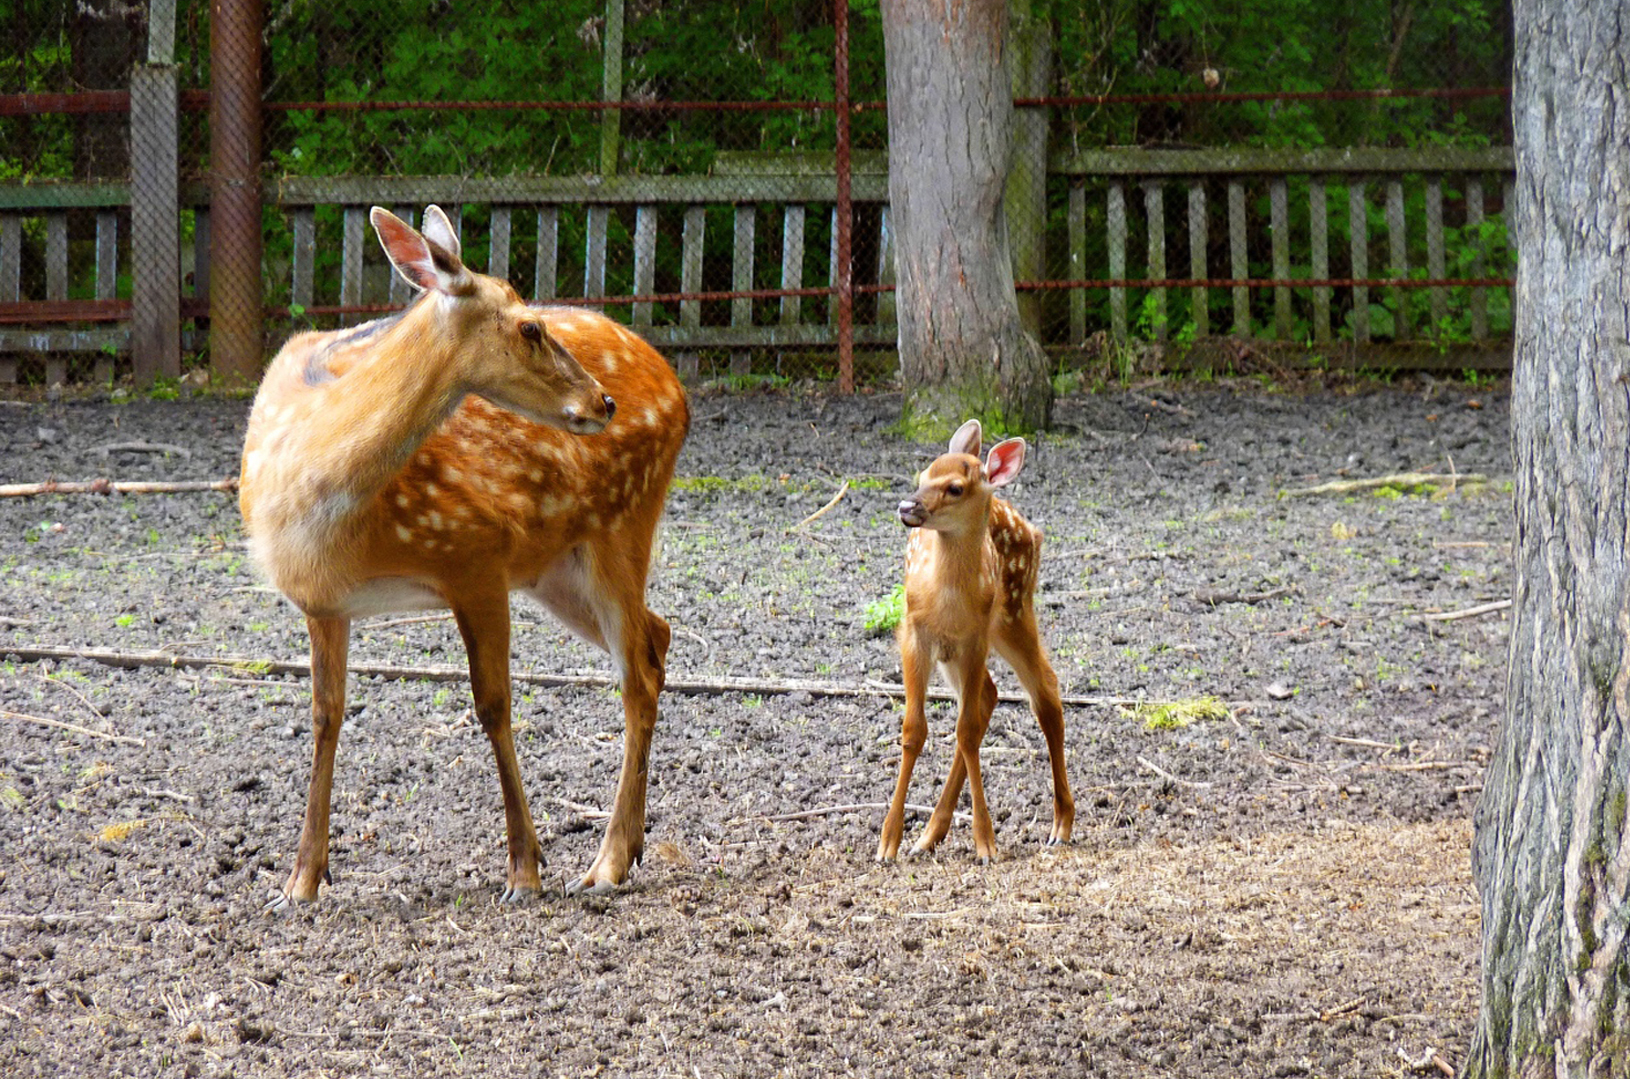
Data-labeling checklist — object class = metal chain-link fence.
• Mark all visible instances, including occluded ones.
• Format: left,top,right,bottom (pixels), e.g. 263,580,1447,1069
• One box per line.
0,0,1515,388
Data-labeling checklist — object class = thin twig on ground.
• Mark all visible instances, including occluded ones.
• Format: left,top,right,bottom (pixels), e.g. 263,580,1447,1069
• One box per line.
1191,584,1296,607
94,441,192,458
1,709,145,746
1278,472,1488,498
1418,599,1511,623
0,478,237,498
787,479,850,532
1137,756,1213,789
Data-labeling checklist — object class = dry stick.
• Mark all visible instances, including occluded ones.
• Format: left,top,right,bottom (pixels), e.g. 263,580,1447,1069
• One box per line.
787,479,850,532
94,441,191,458
1418,599,1511,623
1278,471,1489,498
5,644,1164,709
0,478,237,498
1190,584,1296,607
1137,755,1213,789
1,709,145,747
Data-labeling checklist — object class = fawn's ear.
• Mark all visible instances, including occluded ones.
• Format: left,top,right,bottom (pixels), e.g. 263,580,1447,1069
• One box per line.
949,419,983,457
985,438,1027,488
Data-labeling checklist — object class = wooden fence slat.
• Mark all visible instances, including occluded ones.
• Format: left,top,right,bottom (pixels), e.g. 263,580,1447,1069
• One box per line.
731,203,755,374
489,206,511,281
1467,179,1487,341
1187,182,1207,339
0,214,17,384
584,205,608,305
291,210,315,309
632,204,657,327
1270,178,1290,340
678,205,705,378
44,212,67,385
780,204,805,327
1425,177,1446,334
1228,181,1248,336
95,211,119,382
1144,182,1166,340
1387,179,1409,340
340,206,365,325
875,205,895,329
534,206,558,302
1069,183,1086,345
1310,179,1330,343
680,205,704,332
1108,182,1127,342
1349,182,1369,343
828,207,839,326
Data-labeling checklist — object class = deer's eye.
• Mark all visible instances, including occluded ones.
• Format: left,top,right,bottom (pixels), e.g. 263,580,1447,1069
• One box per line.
947,483,964,497
520,321,543,342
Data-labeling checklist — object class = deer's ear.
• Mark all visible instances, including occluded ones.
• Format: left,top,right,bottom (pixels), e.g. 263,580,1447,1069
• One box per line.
985,438,1027,488
419,204,462,260
949,419,983,457
372,206,474,296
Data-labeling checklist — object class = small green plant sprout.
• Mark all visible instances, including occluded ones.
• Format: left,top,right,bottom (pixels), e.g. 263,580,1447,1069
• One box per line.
1131,695,1231,731
864,583,907,634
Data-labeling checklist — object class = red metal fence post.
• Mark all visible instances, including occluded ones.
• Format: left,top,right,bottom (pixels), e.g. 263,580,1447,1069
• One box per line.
210,0,264,386
834,0,855,394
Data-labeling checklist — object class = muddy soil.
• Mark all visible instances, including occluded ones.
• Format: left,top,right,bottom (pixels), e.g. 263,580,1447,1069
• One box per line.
0,378,1508,1077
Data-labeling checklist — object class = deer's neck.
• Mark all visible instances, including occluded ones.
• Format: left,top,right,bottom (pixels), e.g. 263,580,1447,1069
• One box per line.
245,303,469,537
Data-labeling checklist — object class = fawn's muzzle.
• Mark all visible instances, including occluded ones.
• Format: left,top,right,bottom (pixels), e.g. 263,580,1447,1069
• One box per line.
898,499,927,527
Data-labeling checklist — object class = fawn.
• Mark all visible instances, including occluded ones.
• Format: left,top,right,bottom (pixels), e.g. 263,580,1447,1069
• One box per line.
239,205,688,907
877,419,1074,864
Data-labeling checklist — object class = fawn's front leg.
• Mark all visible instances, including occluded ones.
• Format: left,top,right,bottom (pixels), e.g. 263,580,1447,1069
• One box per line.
878,628,932,862
914,661,999,862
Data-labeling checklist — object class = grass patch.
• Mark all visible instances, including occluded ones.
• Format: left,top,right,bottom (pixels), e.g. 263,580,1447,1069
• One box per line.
863,584,906,634
1129,695,1231,731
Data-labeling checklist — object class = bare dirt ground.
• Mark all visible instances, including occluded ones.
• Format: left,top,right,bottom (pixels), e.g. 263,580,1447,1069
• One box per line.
0,377,1508,1077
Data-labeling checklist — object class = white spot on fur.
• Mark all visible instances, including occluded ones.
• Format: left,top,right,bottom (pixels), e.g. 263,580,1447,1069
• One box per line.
395,524,413,543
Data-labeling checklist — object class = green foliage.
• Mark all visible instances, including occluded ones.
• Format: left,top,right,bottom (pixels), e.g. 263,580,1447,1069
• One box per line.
863,583,906,635
1131,695,1231,730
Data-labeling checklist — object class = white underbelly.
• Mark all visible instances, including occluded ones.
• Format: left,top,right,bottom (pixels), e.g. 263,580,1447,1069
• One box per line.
336,578,448,619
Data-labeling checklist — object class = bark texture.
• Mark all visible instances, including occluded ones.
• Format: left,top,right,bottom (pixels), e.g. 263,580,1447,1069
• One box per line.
881,0,1052,433
1467,3,1630,1076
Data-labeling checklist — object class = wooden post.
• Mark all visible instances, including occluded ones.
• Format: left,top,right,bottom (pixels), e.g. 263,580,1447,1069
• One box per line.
1005,8,1050,337
600,0,624,178
208,0,264,386
129,0,181,389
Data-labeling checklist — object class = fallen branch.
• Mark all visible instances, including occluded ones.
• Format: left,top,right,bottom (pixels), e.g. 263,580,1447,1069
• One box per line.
0,478,237,498
1137,755,1213,789
1278,471,1488,498
3,643,1164,710
1418,599,1511,623
94,441,191,458
787,479,850,532
1191,584,1295,607
1,708,145,747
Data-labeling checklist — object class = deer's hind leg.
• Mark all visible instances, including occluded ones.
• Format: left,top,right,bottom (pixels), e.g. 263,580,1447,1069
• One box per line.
994,612,1074,846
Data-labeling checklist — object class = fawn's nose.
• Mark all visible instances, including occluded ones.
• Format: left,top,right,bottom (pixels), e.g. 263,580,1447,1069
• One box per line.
898,499,927,527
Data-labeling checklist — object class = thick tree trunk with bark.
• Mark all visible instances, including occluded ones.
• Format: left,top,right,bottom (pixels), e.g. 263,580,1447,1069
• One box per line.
881,0,1052,434
1466,3,1630,1076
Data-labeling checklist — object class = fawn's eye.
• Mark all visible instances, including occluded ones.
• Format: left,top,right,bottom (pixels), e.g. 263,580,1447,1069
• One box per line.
520,321,542,342
947,483,964,497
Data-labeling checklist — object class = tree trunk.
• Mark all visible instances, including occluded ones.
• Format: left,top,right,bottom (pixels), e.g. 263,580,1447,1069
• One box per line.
1466,3,1630,1076
881,0,1052,434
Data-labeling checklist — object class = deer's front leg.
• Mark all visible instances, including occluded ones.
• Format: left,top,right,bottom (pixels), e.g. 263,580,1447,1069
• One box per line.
275,615,351,911
452,589,544,903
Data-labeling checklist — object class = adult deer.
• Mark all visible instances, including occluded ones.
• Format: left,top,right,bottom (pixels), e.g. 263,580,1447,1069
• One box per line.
877,419,1074,864
239,205,688,907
